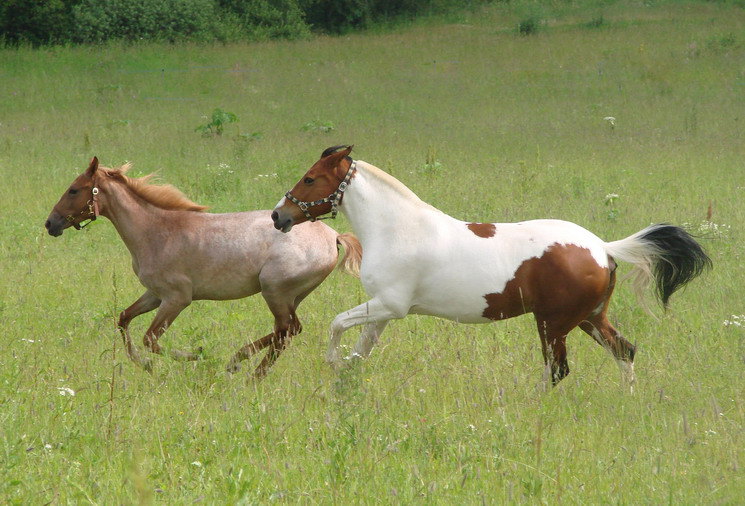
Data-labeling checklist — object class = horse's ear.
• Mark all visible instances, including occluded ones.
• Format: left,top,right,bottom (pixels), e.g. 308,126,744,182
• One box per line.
320,145,353,159
85,156,99,177
321,145,353,168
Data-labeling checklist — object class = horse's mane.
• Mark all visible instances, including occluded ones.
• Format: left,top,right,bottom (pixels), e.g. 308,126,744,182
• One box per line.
102,163,208,212
357,161,428,205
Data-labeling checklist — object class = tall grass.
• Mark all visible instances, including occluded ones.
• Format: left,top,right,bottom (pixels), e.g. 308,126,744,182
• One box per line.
1,2,744,502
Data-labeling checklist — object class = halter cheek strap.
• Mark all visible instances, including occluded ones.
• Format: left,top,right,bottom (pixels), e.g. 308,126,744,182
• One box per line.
285,161,356,222
66,187,100,230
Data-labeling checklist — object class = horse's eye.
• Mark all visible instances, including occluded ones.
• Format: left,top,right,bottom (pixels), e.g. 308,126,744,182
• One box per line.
304,177,314,185
68,188,78,195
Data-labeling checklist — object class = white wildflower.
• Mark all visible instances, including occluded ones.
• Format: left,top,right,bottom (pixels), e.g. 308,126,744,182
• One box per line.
603,116,616,128
191,461,203,467
723,315,745,327
604,193,619,205
57,387,75,397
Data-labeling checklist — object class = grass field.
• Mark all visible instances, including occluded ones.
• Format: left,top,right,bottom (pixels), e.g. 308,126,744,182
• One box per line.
1,1,744,503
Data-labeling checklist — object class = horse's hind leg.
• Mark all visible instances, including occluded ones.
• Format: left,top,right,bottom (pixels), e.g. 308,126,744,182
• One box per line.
118,291,160,370
535,318,570,386
225,333,275,373
577,268,636,389
226,287,304,379
579,315,636,388
251,309,302,379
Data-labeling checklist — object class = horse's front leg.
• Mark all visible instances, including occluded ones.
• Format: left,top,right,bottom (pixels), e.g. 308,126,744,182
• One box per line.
350,321,389,360
142,297,199,363
328,299,400,369
118,291,160,370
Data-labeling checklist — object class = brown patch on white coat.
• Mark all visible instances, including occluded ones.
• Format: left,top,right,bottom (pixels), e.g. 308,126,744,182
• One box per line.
467,222,496,238
482,243,635,384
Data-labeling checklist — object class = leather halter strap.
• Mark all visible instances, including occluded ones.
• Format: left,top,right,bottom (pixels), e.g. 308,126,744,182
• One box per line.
284,161,356,222
65,186,100,230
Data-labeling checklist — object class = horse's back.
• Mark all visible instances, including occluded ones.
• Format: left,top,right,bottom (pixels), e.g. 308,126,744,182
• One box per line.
183,211,339,300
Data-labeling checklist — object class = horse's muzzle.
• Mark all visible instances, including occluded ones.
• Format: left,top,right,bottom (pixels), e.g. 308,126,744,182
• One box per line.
271,210,294,233
45,213,66,237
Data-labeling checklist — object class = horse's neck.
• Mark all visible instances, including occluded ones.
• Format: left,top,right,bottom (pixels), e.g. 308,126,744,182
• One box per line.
99,179,171,258
342,162,435,246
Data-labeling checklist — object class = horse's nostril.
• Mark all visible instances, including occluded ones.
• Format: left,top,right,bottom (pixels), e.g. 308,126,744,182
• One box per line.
45,220,51,230
271,211,278,222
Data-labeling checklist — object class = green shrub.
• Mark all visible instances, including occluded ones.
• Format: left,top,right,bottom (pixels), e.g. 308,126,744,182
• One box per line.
195,108,239,136
218,0,310,40
71,0,219,43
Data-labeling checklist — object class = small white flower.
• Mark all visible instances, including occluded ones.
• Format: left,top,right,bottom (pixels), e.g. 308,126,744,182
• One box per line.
603,116,616,127
21,339,36,343
57,387,75,397
724,315,745,327
604,193,620,206
467,424,476,431
44,444,52,450
191,461,203,467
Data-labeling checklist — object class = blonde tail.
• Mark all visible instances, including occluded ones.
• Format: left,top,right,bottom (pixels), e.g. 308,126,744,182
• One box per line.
336,233,362,277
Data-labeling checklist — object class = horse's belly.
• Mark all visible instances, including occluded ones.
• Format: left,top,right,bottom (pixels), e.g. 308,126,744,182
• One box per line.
409,303,493,324
192,275,262,301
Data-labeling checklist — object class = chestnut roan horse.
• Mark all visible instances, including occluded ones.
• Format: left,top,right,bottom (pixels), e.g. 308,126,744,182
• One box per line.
46,157,362,378
272,146,711,387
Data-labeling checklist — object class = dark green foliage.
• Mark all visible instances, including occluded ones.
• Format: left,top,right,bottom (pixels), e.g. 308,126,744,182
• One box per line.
584,15,605,28
517,16,540,35
0,0,78,46
71,0,218,43
302,0,484,34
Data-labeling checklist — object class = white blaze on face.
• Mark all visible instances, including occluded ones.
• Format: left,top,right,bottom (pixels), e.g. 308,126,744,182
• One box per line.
274,196,287,210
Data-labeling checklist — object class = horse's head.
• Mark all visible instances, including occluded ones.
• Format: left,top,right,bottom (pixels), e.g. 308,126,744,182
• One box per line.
272,145,354,233
45,157,101,236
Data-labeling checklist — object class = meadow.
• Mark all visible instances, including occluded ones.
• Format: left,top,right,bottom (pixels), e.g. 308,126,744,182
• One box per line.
1,1,744,503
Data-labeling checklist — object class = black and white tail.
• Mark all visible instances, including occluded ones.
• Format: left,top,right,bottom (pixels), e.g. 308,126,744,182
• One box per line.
604,224,712,307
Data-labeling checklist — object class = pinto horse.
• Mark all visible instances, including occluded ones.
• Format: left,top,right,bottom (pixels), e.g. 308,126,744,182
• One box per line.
272,146,711,386
45,157,362,378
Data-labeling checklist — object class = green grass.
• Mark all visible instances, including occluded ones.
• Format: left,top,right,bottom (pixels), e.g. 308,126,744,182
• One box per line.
2,1,745,503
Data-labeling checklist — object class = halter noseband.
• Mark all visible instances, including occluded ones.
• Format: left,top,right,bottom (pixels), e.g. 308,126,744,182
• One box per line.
284,161,356,222
65,186,100,230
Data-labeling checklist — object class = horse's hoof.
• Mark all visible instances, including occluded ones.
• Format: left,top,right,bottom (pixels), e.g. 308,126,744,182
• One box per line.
141,358,153,374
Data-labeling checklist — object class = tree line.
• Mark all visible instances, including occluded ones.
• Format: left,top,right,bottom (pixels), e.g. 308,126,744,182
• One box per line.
0,0,486,46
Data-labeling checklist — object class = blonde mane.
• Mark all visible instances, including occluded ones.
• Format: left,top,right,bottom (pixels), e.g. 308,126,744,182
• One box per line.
356,160,434,209
102,163,207,212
